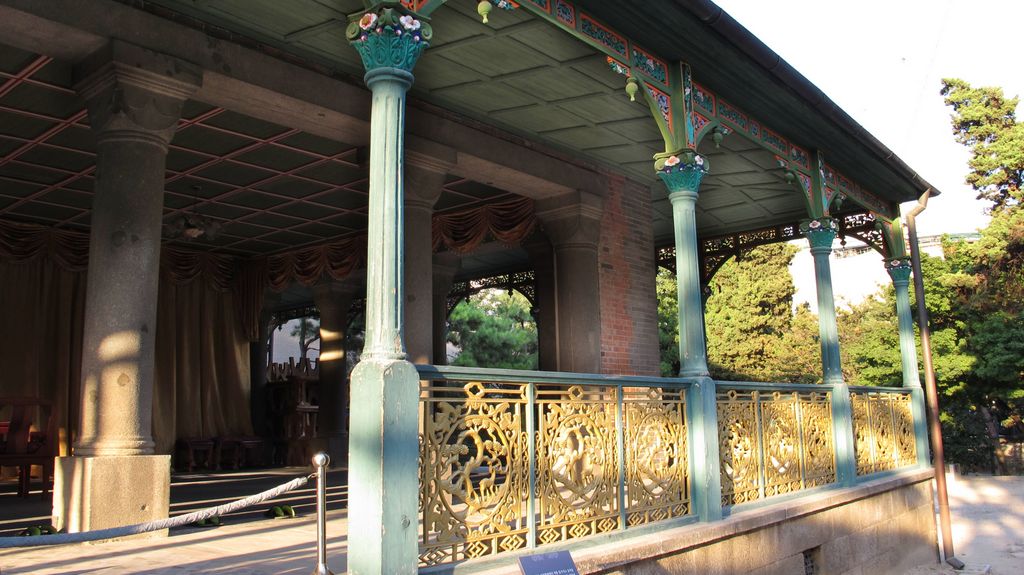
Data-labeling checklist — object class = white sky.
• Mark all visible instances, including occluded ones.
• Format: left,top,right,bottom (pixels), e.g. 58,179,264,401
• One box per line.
714,0,1023,236
711,0,1023,307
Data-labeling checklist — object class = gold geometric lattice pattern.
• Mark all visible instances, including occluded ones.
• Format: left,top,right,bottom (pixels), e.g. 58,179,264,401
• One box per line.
535,385,620,546
418,381,529,566
718,389,836,506
851,390,917,476
623,387,689,526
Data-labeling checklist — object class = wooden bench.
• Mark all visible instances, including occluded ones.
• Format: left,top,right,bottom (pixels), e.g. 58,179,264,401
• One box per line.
0,398,57,499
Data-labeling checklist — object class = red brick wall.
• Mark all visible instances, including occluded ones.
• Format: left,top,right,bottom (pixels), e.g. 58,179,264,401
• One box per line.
598,175,660,376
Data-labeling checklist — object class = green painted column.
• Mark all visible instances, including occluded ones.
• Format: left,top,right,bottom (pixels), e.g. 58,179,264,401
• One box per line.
686,377,723,521
887,257,931,465
346,8,431,574
801,218,856,484
657,153,710,378
887,258,920,387
657,152,722,519
802,219,843,385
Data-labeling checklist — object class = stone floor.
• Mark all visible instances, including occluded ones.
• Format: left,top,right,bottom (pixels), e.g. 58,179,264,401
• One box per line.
0,467,350,574
1,470,1023,574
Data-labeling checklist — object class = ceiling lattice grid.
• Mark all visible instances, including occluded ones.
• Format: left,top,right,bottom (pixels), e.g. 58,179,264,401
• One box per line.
0,44,517,256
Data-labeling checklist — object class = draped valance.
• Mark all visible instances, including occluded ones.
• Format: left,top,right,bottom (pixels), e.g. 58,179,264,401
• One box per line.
0,196,536,340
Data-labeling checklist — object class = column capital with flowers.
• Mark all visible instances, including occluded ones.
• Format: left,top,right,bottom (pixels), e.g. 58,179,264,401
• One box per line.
886,256,913,284
347,7,432,77
800,217,838,252
656,151,709,198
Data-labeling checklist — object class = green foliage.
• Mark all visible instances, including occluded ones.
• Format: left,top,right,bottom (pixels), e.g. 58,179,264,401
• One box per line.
773,303,823,385
941,78,1023,209
704,243,803,382
838,293,902,387
657,243,818,382
940,399,998,472
656,268,679,377
447,289,537,370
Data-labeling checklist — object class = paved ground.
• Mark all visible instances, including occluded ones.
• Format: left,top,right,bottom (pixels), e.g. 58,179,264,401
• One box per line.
906,473,1024,575
1,470,1023,573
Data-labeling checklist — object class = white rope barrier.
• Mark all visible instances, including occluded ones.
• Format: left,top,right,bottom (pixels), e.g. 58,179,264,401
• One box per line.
0,473,313,548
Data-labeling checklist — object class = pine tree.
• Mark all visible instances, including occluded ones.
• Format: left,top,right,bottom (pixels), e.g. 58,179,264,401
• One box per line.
447,289,538,370
940,78,1023,209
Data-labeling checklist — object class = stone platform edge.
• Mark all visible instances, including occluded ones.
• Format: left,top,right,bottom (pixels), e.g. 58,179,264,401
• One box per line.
438,466,936,575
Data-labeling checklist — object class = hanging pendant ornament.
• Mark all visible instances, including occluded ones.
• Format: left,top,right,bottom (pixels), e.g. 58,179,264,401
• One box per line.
712,127,724,149
625,77,639,102
478,0,492,23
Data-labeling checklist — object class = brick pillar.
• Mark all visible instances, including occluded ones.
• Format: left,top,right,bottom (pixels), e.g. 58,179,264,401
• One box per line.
598,175,660,376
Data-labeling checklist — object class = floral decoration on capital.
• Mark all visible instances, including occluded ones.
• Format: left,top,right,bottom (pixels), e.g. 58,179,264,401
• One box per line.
353,9,428,43
657,152,707,174
347,7,433,72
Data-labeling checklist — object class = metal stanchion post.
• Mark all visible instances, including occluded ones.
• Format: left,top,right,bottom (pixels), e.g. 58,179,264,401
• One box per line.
311,452,334,575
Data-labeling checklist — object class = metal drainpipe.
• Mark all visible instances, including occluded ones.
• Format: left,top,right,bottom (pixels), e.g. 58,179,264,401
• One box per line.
906,191,963,570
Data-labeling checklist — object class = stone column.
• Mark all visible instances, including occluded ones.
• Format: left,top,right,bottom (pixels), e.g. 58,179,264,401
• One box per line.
431,252,460,365
53,41,200,535
801,217,856,484
524,233,558,372
313,278,359,465
657,154,710,377
404,161,448,365
535,191,604,373
346,8,430,574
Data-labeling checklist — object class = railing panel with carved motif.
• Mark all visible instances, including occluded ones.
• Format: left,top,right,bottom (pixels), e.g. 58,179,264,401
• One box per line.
415,366,692,568
850,388,917,476
418,380,530,566
624,386,690,526
717,386,836,507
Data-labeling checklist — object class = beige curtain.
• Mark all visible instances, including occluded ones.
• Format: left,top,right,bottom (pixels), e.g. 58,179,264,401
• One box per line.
0,259,85,455
0,221,253,455
153,277,252,454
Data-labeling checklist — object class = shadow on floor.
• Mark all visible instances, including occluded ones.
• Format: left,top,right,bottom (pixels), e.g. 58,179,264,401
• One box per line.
0,466,349,537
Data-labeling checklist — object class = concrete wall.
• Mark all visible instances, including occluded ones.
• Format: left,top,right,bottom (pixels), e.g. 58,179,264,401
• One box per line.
589,472,938,575
459,470,938,575
598,175,660,376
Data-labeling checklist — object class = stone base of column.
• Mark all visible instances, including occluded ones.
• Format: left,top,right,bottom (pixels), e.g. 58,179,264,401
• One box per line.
348,358,420,574
52,455,170,539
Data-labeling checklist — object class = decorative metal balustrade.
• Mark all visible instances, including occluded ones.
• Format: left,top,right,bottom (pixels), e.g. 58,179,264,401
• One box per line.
416,367,690,567
415,366,926,569
850,388,918,476
717,385,837,506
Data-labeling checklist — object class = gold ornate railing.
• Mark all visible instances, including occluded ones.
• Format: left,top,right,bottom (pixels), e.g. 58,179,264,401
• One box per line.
717,386,836,506
414,368,925,569
850,389,917,476
416,368,690,567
